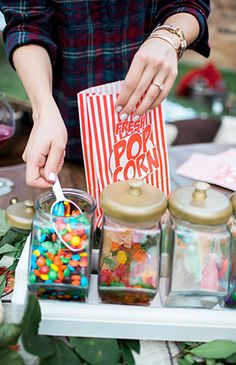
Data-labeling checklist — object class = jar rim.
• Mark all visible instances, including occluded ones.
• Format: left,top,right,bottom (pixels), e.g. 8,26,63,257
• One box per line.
35,188,97,219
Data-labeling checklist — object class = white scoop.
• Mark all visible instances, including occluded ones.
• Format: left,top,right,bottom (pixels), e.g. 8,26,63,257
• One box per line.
50,177,82,216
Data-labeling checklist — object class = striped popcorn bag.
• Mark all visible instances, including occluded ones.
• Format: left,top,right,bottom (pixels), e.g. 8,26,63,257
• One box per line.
78,81,170,227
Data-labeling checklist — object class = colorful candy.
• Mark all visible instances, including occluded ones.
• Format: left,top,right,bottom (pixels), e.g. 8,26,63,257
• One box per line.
28,199,92,302
99,224,160,305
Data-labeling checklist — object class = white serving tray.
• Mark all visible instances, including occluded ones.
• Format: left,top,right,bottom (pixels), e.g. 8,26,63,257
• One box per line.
12,236,236,341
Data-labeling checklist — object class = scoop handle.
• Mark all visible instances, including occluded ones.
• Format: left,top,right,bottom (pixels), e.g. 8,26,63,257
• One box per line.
52,177,65,202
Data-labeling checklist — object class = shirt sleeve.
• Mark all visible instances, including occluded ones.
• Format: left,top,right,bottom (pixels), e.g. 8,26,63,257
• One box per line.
0,1,57,67
156,0,210,57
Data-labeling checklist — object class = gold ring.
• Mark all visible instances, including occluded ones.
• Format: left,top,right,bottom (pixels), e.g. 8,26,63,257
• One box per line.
152,82,165,91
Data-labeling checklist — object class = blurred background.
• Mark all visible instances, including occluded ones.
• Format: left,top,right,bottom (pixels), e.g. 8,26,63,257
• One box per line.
0,0,236,166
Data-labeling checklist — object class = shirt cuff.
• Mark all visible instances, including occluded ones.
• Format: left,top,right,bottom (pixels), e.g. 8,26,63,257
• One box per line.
155,8,210,58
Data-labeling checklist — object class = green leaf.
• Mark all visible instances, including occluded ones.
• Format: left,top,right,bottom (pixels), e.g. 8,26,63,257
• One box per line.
184,354,194,364
226,352,236,363
0,229,26,247
123,340,140,354
70,337,120,365
120,342,135,365
21,293,55,359
40,339,81,365
178,358,193,365
189,340,236,360
0,275,6,297
206,360,216,365
0,323,21,347
0,243,18,255
0,348,25,365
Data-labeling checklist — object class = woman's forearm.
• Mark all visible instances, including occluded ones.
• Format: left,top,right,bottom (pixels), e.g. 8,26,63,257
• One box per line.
12,44,55,119
163,13,200,46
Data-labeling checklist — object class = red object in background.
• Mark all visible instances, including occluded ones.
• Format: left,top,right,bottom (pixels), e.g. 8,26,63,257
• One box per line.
176,62,227,96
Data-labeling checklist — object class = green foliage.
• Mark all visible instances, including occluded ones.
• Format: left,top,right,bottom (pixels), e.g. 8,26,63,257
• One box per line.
70,337,120,365
21,293,56,359
0,227,27,297
177,340,236,364
0,322,21,347
189,340,236,360
0,348,25,365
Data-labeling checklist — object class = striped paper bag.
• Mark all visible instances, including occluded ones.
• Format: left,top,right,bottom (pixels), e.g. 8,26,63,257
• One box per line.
78,81,170,227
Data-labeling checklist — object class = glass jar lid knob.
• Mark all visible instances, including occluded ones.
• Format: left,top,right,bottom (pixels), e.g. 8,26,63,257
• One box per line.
127,179,144,197
192,181,210,205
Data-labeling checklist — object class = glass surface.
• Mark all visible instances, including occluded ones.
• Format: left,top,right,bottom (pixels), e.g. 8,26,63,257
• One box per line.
0,92,15,196
222,216,236,308
98,217,160,305
28,189,96,302
162,216,231,309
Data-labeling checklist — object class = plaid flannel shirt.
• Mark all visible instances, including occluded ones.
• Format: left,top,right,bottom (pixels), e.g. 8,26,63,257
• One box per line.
0,0,210,159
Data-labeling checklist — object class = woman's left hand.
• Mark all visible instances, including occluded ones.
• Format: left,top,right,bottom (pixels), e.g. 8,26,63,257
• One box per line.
115,37,178,121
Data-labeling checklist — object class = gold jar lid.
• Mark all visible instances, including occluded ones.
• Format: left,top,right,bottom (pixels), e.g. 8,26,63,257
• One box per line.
232,192,236,215
100,179,167,223
5,200,35,231
168,181,233,225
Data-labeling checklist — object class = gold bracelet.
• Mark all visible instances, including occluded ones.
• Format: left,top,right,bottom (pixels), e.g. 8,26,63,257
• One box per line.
146,34,178,60
150,25,187,61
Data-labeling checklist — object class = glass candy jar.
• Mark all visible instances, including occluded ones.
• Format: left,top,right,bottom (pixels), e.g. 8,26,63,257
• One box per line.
28,189,96,302
223,192,236,308
162,182,233,309
98,179,167,305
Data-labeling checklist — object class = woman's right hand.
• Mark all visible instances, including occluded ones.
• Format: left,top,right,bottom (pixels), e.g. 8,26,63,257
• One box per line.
22,101,68,188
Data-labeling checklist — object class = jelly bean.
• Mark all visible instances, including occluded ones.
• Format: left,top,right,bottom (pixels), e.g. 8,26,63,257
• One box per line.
60,265,67,271
33,269,41,277
31,262,37,269
50,264,59,272
71,236,81,247
61,257,70,264
49,270,58,281
63,232,72,242
72,254,81,261
54,279,62,283
40,274,49,281
52,233,57,242
58,271,64,280
69,260,80,268
67,265,75,271
80,253,88,257
29,273,36,283
36,256,46,267
40,265,49,274
71,280,81,286
64,294,72,300
45,280,53,284
46,258,52,266
81,276,88,287
79,258,88,267
47,253,55,261
33,249,41,257
64,268,71,277
53,256,63,266
71,275,81,281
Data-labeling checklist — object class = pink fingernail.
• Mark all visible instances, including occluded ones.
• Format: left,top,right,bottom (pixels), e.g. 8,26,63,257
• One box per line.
49,172,57,182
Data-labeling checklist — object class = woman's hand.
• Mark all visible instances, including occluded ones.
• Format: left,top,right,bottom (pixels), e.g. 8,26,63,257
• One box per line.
22,101,68,188
115,35,178,121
